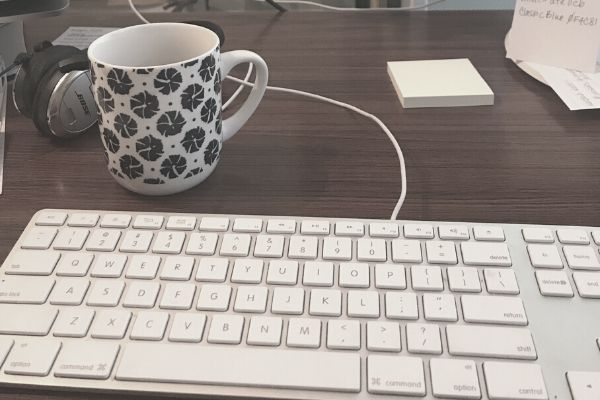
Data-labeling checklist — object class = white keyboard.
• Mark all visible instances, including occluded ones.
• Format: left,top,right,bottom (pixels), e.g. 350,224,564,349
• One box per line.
0,209,599,400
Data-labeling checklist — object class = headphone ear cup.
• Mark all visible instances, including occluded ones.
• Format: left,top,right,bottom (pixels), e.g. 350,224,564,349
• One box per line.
31,68,65,137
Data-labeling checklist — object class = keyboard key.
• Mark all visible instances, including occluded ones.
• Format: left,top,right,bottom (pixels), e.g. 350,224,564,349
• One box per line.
254,234,285,258
271,287,304,315
423,293,457,321
90,254,127,278
300,220,330,235
130,311,169,340
557,229,589,245
0,276,54,304
207,315,244,344
35,211,67,226
461,242,512,267
0,338,13,367
573,272,600,298
522,227,554,243
0,304,58,335
67,213,99,227
366,321,401,352
567,371,600,400
303,261,334,286
49,278,90,305
593,231,600,245
86,280,125,307
536,270,574,297
334,221,364,237
55,252,94,277
233,218,263,233
100,213,131,228
159,283,195,310
132,215,164,230
90,310,131,339
430,358,481,399
309,289,341,316
288,236,318,259
483,362,548,400
52,308,95,338
438,224,470,240
369,222,399,238
234,286,268,313
53,228,89,250
367,355,425,395
374,264,406,289
199,217,229,232
122,281,160,308
116,343,360,392
287,318,321,348
357,238,387,262
247,316,283,346
411,265,443,291
425,240,458,264
152,231,185,254
448,267,481,293
461,295,527,325
166,215,196,231
327,320,360,350
564,245,600,270
160,256,194,281
347,291,379,318
21,227,57,249
195,258,229,282
86,229,121,252
406,323,442,354
196,284,231,311
266,219,296,234
447,325,537,360
266,260,298,285
473,226,505,241
54,342,119,379
385,292,418,320
120,230,154,253
125,255,161,279
220,233,251,257
322,237,352,261
3,250,60,275
391,239,422,263
484,268,520,294
339,263,369,288
3,339,61,377
527,244,563,268
185,232,218,255
168,313,206,342
231,259,264,283
404,223,434,239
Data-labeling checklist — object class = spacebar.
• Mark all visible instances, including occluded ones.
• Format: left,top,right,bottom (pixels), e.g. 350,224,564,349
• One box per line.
116,343,361,393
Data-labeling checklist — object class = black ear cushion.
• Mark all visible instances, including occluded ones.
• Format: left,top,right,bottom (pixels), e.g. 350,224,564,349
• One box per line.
31,68,66,137
14,45,81,117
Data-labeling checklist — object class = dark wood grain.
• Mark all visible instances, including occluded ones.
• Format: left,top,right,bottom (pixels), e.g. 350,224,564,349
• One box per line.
2,7,600,400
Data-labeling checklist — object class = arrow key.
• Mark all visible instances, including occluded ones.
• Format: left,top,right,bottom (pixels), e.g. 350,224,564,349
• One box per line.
367,321,401,352
568,371,600,400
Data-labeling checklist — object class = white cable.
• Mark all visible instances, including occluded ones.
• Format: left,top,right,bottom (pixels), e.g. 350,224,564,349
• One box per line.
226,75,407,220
255,0,445,11
128,0,151,23
223,63,254,111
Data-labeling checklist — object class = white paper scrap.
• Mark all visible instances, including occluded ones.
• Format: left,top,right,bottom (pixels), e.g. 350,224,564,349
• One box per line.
53,26,118,49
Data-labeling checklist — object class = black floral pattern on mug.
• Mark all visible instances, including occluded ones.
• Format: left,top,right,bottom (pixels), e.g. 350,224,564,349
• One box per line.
107,69,134,95
183,59,198,68
199,55,216,82
136,135,164,161
181,83,204,111
144,178,165,184
200,98,217,123
181,127,205,153
135,68,153,74
102,128,120,153
213,70,221,95
114,113,138,138
204,139,220,166
184,167,202,179
154,68,183,95
96,87,114,113
215,110,222,135
120,155,144,179
130,91,159,118
157,111,186,137
160,155,187,178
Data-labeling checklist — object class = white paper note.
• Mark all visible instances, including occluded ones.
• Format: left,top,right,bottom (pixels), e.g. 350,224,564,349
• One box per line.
528,61,600,110
53,26,118,49
507,0,600,73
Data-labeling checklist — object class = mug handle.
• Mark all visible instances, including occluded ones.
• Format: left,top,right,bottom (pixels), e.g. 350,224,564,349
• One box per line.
220,50,269,141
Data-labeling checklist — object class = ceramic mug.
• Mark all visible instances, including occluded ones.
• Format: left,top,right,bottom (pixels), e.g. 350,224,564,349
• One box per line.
88,23,268,195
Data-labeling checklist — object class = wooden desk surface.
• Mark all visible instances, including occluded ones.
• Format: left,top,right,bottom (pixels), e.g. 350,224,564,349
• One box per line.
1,7,599,400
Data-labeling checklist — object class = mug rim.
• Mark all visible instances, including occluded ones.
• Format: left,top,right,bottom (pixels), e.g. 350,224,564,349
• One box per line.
87,22,220,70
